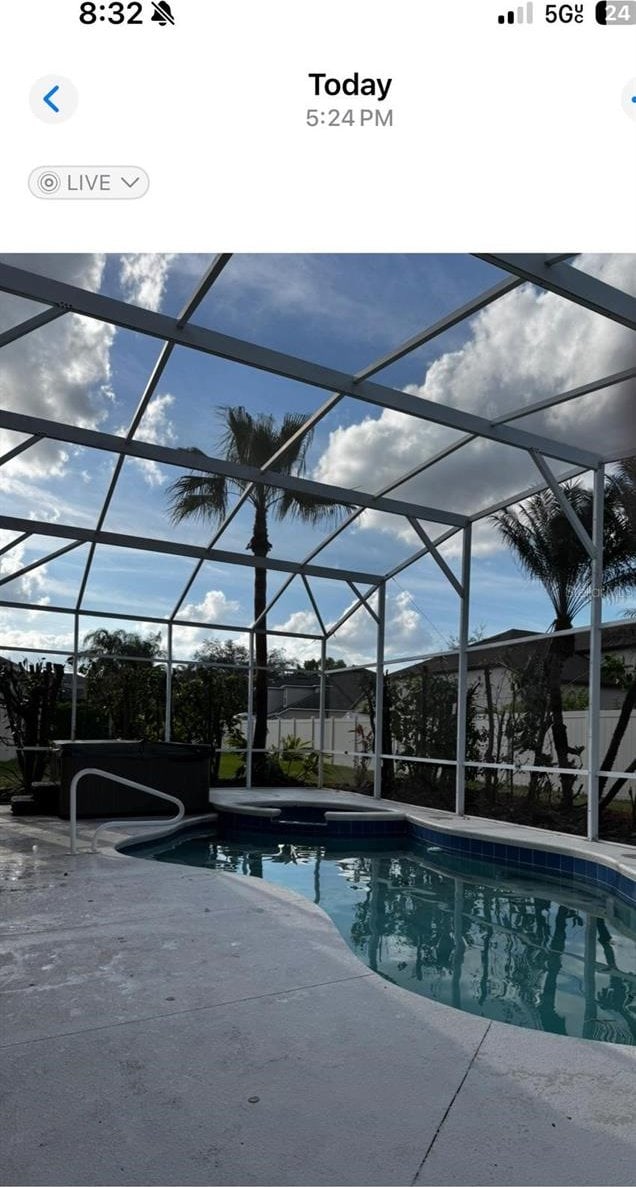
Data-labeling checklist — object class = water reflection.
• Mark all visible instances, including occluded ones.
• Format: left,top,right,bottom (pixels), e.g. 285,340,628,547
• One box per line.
152,836,636,1045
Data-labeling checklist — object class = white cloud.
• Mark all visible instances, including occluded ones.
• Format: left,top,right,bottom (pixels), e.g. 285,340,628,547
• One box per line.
275,609,320,636
0,532,50,601
0,611,73,656
0,467,103,528
119,254,175,312
0,254,115,479
0,253,176,493
171,588,242,657
122,392,178,487
274,588,431,666
313,254,636,548
181,588,240,622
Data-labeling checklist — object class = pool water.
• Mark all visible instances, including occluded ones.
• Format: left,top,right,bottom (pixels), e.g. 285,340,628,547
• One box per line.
136,830,636,1045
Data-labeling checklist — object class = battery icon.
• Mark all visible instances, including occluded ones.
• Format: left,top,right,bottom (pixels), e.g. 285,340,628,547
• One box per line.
596,1,636,22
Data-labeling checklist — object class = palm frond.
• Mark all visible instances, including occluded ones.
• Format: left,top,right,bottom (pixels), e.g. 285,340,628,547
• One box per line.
611,456,636,536
272,485,353,525
167,471,230,525
216,405,315,473
492,474,636,628
270,412,316,475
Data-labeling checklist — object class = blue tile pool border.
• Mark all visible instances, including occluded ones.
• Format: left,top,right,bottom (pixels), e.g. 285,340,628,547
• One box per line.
408,822,636,909
217,809,407,839
211,806,636,910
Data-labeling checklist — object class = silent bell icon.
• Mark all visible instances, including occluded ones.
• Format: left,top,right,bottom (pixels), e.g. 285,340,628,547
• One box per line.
151,1,175,24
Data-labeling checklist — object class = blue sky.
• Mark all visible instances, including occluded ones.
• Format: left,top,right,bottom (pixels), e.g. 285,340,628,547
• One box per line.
0,252,634,667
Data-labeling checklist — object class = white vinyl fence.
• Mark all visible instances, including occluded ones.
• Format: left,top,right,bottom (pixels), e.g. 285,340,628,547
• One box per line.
262,710,634,796
264,714,372,765
471,710,635,788
264,709,633,768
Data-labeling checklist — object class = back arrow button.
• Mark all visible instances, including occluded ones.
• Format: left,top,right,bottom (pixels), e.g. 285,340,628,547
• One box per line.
43,85,60,113
30,76,78,123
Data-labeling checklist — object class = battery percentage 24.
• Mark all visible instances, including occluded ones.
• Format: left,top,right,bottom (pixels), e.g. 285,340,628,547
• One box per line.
595,1,636,20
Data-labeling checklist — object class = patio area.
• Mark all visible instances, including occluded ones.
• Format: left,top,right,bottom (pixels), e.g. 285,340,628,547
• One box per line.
2,806,635,1187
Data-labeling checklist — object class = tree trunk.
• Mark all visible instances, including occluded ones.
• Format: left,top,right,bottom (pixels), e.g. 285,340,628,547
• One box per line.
547,632,577,811
519,646,554,805
599,758,636,814
537,904,568,1036
598,675,636,810
250,498,271,783
483,665,496,804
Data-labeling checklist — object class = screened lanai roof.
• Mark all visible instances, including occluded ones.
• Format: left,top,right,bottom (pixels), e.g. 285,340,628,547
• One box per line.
0,252,635,663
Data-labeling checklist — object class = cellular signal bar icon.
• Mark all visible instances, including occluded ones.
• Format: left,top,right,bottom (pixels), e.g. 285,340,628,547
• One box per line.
498,2,533,22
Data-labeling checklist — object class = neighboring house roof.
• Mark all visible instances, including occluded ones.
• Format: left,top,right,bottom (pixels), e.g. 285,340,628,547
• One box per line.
268,669,372,717
61,671,86,699
394,623,636,687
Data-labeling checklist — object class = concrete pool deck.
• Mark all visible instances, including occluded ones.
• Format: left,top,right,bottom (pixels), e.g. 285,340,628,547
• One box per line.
1,804,635,1187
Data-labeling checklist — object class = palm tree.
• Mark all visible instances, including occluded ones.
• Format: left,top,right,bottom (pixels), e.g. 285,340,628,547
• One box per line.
494,478,635,810
167,406,349,781
614,457,636,539
79,628,165,739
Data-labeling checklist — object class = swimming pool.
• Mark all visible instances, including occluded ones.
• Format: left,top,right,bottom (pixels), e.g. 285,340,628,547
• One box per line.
129,828,636,1046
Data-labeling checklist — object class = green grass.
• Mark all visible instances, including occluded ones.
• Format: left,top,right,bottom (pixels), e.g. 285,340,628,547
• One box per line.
0,758,20,788
217,753,242,780
0,758,22,803
215,752,368,791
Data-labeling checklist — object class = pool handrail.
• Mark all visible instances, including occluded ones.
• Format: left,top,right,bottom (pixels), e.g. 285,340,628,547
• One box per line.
69,767,185,854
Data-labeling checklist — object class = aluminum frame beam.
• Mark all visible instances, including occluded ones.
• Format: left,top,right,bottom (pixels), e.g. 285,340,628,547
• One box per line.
373,583,386,800
0,531,30,559
0,434,43,468
455,524,472,816
0,409,468,529
0,597,324,640
587,467,604,842
0,307,66,349
165,623,173,743
347,580,378,623
318,636,327,787
0,540,84,589
355,276,523,381
501,366,636,425
397,365,636,487
301,575,326,635
406,518,463,596
176,254,232,326
0,514,384,585
530,450,596,558
0,262,600,468
245,631,254,790
327,584,380,639
476,255,636,331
